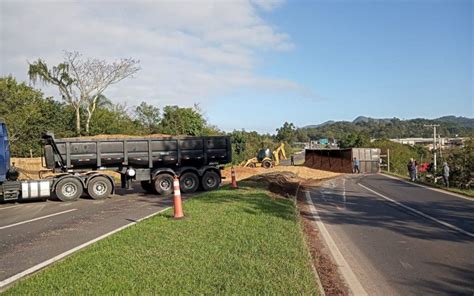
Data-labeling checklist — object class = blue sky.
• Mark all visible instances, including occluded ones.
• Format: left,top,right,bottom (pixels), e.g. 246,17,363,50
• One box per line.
208,0,473,133
1,0,472,134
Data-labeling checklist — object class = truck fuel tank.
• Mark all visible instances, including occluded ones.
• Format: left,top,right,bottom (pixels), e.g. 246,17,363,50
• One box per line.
21,180,51,199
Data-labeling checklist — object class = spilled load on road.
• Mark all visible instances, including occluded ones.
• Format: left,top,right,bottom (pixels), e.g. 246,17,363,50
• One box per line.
0,118,232,202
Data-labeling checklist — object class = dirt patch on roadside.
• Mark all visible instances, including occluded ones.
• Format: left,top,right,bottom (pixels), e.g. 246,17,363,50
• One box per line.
222,166,341,182
246,172,303,198
299,200,349,296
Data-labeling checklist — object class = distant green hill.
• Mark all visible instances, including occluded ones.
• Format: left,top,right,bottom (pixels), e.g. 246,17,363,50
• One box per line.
301,116,473,140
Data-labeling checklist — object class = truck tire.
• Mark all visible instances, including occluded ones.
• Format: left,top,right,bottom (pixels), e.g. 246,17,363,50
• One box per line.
154,173,174,195
201,171,220,191
141,181,156,194
55,178,83,202
179,172,199,194
262,159,273,169
87,176,112,200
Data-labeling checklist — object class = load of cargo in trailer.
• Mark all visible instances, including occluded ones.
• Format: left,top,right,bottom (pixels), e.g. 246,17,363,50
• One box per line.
0,119,232,202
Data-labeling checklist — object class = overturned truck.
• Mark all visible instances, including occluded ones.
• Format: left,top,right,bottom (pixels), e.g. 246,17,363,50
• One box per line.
1,119,232,202
304,148,380,173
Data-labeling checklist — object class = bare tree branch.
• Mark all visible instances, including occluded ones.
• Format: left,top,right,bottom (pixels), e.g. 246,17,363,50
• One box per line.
62,51,140,134
28,51,141,135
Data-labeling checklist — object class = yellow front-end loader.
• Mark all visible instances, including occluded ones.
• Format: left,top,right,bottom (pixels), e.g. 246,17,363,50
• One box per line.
240,143,287,169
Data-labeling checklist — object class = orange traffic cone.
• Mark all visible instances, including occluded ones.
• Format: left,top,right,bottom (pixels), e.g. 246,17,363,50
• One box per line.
173,175,184,219
231,166,238,189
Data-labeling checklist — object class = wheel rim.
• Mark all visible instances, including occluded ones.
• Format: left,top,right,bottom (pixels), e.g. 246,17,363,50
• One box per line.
62,183,78,197
160,179,171,190
206,176,216,187
183,177,195,189
93,181,107,196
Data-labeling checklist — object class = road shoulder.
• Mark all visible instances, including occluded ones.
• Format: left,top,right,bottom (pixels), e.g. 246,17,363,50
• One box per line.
381,173,473,201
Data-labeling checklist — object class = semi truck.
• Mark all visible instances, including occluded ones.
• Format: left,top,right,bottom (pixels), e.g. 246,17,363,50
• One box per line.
0,119,232,202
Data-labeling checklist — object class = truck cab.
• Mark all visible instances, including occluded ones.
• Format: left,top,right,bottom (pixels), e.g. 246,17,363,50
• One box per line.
0,118,10,183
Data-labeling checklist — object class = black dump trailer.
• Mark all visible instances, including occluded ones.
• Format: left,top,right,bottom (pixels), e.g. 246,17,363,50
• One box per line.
35,133,232,201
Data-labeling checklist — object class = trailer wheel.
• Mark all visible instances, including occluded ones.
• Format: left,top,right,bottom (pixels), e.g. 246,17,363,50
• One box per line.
154,173,174,195
201,171,220,191
141,181,156,194
262,159,273,169
55,178,83,202
87,177,112,200
180,172,199,194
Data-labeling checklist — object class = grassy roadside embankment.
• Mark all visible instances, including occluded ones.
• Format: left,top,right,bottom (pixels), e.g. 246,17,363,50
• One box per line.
4,186,319,295
382,171,474,198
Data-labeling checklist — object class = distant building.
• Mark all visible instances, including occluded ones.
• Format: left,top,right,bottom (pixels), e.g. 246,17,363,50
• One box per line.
308,138,339,149
389,137,466,150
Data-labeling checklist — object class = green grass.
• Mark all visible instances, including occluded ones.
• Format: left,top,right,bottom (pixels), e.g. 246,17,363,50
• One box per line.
382,171,474,198
5,187,318,295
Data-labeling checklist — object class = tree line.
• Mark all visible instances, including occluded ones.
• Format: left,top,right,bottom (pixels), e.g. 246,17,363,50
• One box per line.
296,118,473,147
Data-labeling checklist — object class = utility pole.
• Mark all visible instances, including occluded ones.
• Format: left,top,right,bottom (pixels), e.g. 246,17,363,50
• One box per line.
424,124,440,172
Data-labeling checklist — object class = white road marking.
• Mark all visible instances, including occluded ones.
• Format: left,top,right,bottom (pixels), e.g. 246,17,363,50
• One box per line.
305,191,368,296
0,205,23,211
358,183,474,238
381,173,473,201
0,206,172,290
342,178,347,208
0,209,77,230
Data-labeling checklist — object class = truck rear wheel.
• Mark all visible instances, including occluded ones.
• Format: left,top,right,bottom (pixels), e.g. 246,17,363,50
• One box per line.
180,172,199,194
55,178,83,202
201,171,220,191
87,176,112,200
154,173,174,195
141,181,156,194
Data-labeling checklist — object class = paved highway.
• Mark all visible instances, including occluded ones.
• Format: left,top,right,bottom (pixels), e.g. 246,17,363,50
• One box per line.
307,174,473,296
0,186,178,287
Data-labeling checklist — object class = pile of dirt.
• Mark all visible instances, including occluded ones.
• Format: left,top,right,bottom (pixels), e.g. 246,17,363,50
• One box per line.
222,166,341,182
238,166,341,198
247,172,304,198
10,157,119,181
10,157,48,179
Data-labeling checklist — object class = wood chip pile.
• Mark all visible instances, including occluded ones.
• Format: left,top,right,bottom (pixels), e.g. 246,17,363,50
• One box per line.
222,166,341,182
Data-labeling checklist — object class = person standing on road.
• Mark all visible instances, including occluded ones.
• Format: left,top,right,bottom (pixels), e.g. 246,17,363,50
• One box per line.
353,157,360,174
290,155,295,166
407,158,416,181
442,162,450,187
414,160,419,181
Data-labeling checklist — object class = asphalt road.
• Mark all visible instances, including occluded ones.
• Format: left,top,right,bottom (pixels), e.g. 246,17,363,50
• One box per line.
308,174,473,296
0,185,179,286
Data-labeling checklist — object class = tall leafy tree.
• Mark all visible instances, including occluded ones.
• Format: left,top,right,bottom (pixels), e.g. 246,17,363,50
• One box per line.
276,122,297,144
0,76,74,156
134,102,161,134
28,60,79,133
159,106,206,136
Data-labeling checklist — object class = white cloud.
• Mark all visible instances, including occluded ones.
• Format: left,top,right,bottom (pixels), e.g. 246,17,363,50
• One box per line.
0,0,312,109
